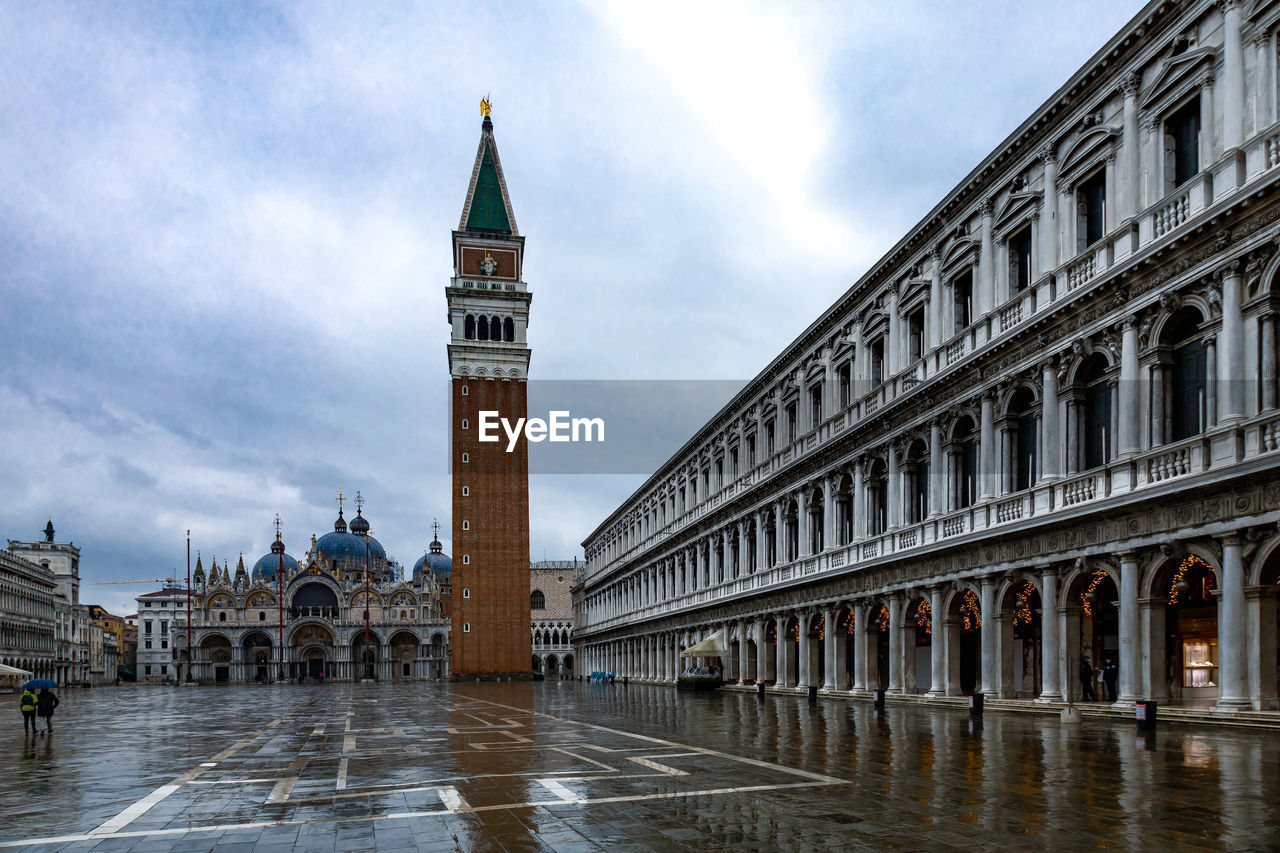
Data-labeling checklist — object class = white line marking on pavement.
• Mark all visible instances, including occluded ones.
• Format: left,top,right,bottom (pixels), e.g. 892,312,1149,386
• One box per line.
83,696,317,838
343,735,356,752
436,786,468,812
312,723,325,736
88,785,180,836
266,777,297,804
537,779,583,804
336,758,349,790
0,782,843,849
627,756,688,776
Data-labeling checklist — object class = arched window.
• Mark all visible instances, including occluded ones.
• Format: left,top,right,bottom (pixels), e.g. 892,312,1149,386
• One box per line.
865,460,888,535
903,439,929,524
531,589,546,609
808,488,824,553
218,612,227,622
503,316,515,342
477,316,490,341
1163,307,1208,443
951,417,978,510
1076,354,1112,470
491,316,502,339
784,500,799,560
1008,388,1038,492
464,314,476,340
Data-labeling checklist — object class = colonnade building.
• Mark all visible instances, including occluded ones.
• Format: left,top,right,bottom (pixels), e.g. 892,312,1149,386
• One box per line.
575,0,1280,712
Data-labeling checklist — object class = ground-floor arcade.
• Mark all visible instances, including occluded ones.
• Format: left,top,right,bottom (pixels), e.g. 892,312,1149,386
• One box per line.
579,526,1280,712
188,622,451,683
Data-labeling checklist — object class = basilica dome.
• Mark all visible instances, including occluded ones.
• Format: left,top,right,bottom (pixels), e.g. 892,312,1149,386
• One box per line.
313,509,390,580
252,551,300,582
413,532,452,587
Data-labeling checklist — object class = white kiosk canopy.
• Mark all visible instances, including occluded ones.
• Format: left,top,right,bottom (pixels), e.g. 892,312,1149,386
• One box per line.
680,630,727,658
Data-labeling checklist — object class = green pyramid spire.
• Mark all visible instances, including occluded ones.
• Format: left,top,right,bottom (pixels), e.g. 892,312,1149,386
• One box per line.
465,141,512,233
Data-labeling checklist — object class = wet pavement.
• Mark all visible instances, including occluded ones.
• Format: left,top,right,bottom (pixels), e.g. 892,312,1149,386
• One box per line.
1,682,1278,851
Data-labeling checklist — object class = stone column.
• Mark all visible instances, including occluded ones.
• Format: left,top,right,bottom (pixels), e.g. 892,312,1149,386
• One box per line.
1256,31,1275,131
980,393,996,499
1042,359,1060,481
929,420,943,518
1219,534,1249,708
1039,569,1063,701
774,502,785,565
1118,552,1140,703
1223,0,1244,150
853,457,866,540
822,474,834,552
775,617,788,687
754,618,767,684
929,249,943,348
1121,72,1140,221
928,586,946,696
980,199,995,320
1119,318,1139,456
887,443,901,530
888,593,905,693
852,604,870,690
737,619,750,682
822,606,837,690
1263,313,1277,411
755,510,767,572
797,490,811,558
796,612,810,689
980,576,997,695
1201,70,1217,166
1220,262,1244,422
1040,146,1058,276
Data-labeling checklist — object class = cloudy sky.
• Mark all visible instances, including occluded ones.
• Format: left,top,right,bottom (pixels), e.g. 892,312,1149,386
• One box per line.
1,1,1138,616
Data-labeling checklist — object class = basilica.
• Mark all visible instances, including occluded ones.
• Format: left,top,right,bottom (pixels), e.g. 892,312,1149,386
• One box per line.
174,497,453,684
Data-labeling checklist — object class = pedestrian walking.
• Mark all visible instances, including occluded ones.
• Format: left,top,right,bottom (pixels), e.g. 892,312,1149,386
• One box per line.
1079,656,1096,702
35,688,59,735
19,687,38,734
1102,657,1119,702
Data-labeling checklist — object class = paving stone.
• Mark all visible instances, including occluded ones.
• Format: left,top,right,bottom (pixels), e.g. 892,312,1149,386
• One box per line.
3,682,1280,850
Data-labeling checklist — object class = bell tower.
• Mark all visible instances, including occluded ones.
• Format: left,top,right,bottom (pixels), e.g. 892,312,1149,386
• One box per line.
446,103,533,678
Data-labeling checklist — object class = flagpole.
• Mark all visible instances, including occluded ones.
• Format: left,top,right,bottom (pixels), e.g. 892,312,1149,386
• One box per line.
186,530,192,681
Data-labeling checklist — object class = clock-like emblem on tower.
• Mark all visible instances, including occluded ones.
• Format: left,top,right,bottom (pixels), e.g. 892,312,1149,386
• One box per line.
480,252,497,276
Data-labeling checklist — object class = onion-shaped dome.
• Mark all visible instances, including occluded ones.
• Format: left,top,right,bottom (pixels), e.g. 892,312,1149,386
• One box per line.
349,510,370,536
412,533,452,586
314,508,389,579
252,550,300,582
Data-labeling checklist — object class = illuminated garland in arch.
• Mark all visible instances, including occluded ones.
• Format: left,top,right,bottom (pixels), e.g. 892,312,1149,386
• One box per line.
914,599,932,633
1013,580,1036,627
788,620,799,642
960,589,981,631
766,621,777,644
1080,569,1107,617
841,611,856,636
814,614,826,641
1169,555,1214,605
875,605,890,632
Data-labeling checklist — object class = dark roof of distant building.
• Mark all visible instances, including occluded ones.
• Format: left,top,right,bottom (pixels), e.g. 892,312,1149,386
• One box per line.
137,587,189,598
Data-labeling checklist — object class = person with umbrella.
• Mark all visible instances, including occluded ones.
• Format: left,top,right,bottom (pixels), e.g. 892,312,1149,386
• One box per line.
24,680,59,735
19,685,38,735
